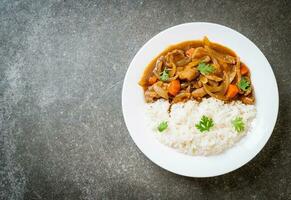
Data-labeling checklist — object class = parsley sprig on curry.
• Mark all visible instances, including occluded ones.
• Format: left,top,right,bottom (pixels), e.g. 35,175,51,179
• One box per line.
139,37,255,105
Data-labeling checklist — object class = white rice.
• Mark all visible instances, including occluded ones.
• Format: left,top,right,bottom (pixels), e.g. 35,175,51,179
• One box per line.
145,98,256,156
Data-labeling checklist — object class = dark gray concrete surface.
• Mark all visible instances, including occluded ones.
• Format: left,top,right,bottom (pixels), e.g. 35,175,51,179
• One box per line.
0,0,290,199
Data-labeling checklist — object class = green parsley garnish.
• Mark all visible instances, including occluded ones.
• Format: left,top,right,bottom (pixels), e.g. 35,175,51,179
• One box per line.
197,62,215,75
195,115,214,132
232,117,245,133
160,68,169,82
237,77,250,91
157,121,168,132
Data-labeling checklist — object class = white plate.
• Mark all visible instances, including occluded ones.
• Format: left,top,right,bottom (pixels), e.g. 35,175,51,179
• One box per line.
122,22,278,177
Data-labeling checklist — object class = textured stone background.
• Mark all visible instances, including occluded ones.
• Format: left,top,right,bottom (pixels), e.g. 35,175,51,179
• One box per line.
0,0,290,199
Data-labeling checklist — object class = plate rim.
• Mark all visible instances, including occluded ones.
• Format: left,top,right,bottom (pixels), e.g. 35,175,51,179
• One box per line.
122,22,279,177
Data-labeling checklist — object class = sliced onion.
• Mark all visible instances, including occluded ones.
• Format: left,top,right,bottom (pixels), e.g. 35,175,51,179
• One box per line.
203,36,211,47
172,92,191,103
208,80,219,87
222,71,229,95
176,57,191,67
191,47,208,59
192,87,207,98
201,56,211,63
211,56,219,65
165,50,185,77
210,56,221,72
205,75,223,82
168,60,177,77
204,82,225,93
205,46,236,64
153,83,168,99
153,57,163,78
204,71,229,95
229,67,236,83
184,59,200,68
167,74,179,82
235,57,241,82
200,76,208,84
203,84,228,101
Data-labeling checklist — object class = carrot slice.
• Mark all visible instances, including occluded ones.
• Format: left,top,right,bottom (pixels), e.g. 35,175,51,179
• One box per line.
148,76,157,85
186,48,195,57
226,84,239,99
168,80,181,96
240,64,249,75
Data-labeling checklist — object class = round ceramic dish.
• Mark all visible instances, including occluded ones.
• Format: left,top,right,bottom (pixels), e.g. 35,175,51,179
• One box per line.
122,22,279,177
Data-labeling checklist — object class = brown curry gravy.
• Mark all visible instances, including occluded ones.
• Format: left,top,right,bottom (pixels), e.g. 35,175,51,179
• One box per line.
139,40,237,88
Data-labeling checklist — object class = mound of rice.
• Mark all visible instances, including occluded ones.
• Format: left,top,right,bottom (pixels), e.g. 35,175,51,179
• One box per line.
146,98,256,155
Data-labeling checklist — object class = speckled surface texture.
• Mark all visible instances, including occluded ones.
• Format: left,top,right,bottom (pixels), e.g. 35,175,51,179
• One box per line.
0,0,291,199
